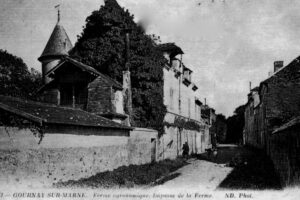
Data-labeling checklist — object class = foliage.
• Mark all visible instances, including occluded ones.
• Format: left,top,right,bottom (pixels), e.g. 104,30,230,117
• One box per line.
226,105,246,143
216,113,226,122
71,0,166,133
164,116,205,132
0,110,44,143
0,49,43,140
215,114,227,143
0,49,42,100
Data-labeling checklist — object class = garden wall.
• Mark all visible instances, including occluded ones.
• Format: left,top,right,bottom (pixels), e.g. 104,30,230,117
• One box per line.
0,126,157,187
128,128,158,164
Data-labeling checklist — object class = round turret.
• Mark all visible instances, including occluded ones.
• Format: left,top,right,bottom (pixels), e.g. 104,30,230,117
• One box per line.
38,8,73,84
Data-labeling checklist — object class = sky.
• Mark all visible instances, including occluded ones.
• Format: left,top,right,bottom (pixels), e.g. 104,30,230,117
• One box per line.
1,0,300,116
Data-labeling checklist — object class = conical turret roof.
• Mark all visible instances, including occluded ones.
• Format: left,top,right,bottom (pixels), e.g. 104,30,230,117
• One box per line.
38,23,73,61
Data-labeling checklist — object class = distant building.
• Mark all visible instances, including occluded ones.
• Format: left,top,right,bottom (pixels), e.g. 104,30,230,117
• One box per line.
244,86,261,148
201,105,217,147
244,59,300,151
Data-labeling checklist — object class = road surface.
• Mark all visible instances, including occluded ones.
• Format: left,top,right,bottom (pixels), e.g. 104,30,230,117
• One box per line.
152,145,282,191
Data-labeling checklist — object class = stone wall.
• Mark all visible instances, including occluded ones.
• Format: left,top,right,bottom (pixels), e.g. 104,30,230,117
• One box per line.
260,61,300,154
269,124,300,186
264,61,300,123
158,123,210,160
0,127,157,187
128,128,158,164
87,77,113,114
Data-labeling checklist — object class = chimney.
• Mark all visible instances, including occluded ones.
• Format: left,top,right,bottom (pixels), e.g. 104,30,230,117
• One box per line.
274,61,283,73
249,81,252,91
122,28,133,126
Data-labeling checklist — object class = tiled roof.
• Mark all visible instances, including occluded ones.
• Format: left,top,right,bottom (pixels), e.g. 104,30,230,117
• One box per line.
47,57,101,77
46,57,123,90
98,112,128,119
183,65,193,73
157,43,184,55
261,56,300,85
0,95,132,130
251,86,259,92
38,23,73,60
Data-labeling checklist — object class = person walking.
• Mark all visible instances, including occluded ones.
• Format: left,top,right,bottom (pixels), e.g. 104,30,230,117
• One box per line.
182,142,189,159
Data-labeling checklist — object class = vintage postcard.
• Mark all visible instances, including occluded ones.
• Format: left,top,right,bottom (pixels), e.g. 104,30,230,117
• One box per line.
0,0,299,199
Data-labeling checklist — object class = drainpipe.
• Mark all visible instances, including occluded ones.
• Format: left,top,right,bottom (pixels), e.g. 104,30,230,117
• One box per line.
72,85,75,108
179,54,183,115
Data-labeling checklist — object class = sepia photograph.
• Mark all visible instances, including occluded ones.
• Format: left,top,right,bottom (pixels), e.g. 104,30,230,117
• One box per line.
0,0,299,199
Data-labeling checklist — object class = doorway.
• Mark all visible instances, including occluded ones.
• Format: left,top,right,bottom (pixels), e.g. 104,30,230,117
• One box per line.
151,138,156,162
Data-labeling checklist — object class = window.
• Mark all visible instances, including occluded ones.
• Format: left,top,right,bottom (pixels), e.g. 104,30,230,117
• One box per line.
60,84,73,106
60,83,87,109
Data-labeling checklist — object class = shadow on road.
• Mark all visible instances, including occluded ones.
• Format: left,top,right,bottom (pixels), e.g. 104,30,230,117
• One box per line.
195,145,282,190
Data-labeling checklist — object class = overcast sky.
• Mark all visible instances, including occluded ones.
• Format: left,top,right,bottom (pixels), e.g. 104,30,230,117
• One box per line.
1,0,300,116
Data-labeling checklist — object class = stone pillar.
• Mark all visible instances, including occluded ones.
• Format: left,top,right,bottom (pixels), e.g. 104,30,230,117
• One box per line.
123,70,132,126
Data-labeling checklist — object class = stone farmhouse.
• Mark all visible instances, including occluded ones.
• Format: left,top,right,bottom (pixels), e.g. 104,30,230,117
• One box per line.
157,43,211,160
244,59,300,186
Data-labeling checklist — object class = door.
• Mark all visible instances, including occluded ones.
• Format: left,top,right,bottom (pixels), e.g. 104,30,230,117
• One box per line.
151,138,156,162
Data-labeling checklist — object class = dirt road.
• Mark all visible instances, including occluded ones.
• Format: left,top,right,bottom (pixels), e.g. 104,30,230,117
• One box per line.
153,158,232,190
153,145,282,190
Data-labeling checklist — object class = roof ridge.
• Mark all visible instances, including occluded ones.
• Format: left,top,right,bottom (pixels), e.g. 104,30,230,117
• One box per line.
0,95,83,111
98,72,122,88
0,101,44,125
65,57,122,88
0,95,132,130
261,56,300,84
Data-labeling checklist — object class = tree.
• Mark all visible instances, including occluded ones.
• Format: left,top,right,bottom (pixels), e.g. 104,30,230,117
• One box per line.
215,114,227,143
0,49,42,99
71,0,166,133
226,105,245,143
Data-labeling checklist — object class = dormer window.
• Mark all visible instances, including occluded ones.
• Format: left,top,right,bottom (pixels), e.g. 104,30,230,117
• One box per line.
171,58,181,71
174,70,181,78
192,83,198,91
183,66,192,86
